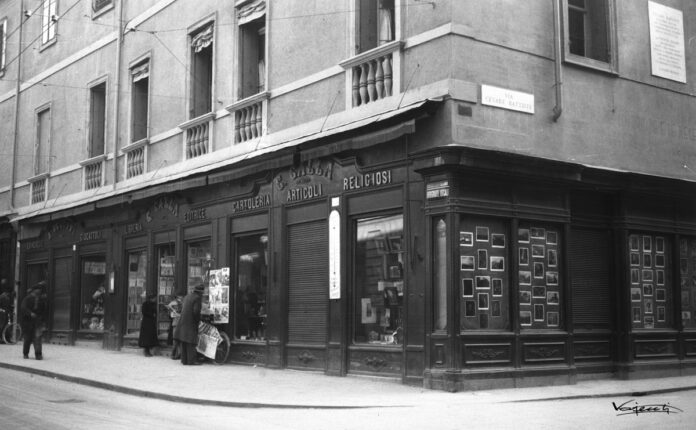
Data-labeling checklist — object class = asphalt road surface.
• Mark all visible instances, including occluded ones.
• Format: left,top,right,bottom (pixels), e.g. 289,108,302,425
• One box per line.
1,368,693,429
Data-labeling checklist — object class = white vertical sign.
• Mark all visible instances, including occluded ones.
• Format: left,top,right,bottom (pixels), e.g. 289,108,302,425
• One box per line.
329,209,341,299
648,1,686,83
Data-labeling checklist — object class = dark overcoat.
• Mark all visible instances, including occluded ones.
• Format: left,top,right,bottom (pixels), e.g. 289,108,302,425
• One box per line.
138,300,159,347
173,291,201,344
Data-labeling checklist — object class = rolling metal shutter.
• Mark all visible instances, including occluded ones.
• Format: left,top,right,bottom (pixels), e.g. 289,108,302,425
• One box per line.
287,220,328,344
570,228,612,328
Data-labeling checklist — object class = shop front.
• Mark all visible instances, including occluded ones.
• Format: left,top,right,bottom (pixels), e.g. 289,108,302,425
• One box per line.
414,148,696,391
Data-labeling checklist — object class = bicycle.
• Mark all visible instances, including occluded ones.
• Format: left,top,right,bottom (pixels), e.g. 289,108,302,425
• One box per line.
1,310,22,345
197,316,230,365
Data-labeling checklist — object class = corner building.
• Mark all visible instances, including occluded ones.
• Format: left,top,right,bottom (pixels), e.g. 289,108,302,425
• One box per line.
1,0,696,391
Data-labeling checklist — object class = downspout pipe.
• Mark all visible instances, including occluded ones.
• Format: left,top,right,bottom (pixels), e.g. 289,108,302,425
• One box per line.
552,0,563,122
112,0,124,190
10,0,25,209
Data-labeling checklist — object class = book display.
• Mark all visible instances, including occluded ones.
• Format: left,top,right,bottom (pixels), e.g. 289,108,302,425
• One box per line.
126,251,147,334
518,224,561,329
355,215,404,345
157,245,176,339
629,234,672,329
680,238,696,329
459,218,509,330
80,256,107,332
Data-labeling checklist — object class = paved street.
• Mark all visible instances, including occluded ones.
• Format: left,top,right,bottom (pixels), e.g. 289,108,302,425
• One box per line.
0,344,694,429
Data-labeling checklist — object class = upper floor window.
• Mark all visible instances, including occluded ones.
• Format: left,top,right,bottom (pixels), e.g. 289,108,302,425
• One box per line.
89,82,106,158
92,0,112,13
189,23,214,119
357,0,394,53
237,7,266,99
0,19,7,73
41,0,58,46
563,0,616,71
130,61,150,142
35,107,51,175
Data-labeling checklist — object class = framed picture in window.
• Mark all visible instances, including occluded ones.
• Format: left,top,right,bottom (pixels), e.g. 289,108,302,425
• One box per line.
534,304,544,321
645,301,653,314
657,306,665,322
478,293,489,310
532,244,545,258
519,248,529,266
655,254,665,268
642,270,653,282
531,227,545,239
656,237,664,253
630,287,642,302
519,271,532,285
629,235,640,251
547,291,559,305
547,249,557,267
631,268,640,284
491,300,501,317
644,315,654,329
532,286,546,298
643,236,652,252
462,278,474,297
643,253,652,268
546,231,558,245
476,226,489,242
492,278,503,296
520,290,531,305
520,311,532,326
546,271,559,286
630,253,640,266
490,256,504,271
475,276,490,289
656,270,664,285
656,288,666,302
460,255,474,271
533,262,544,279
465,300,476,317
477,249,488,270
632,307,641,323
491,233,506,248
460,231,474,246
547,311,559,327
643,284,653,297
518,228,530,243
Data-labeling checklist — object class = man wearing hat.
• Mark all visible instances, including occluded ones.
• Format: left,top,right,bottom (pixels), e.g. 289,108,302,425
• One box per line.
20,282,47,360
174,284,204,365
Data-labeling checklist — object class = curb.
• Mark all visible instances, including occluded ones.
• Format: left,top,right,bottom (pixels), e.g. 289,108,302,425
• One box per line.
506,385,696,403
0,362,394,410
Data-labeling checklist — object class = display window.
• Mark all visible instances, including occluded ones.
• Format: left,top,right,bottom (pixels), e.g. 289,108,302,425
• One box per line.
680,237,696,329
518,223,562,330
354,214,404,345
125,250,147,335
233,233,268,340
186,240,211,294
629,233,672,329
157,244,176,339
459,217,509,330
80,255,107,332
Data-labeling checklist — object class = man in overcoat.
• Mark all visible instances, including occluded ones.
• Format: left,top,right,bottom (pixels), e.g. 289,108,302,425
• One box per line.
174,284,203,365
20,282,47,360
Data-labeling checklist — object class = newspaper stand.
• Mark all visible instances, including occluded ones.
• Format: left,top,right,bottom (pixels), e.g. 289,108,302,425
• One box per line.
195,261,231,365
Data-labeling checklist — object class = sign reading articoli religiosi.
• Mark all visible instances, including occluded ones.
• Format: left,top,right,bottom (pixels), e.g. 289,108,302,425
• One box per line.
275,158,396,204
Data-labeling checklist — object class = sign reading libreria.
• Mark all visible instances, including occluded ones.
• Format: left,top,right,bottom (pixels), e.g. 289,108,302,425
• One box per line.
649,1,686,83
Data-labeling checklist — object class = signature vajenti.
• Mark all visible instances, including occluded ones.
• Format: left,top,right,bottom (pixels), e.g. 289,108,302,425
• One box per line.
612,399,684,416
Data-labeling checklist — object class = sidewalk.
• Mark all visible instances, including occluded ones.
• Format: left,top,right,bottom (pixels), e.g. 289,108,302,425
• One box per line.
1,343,695,408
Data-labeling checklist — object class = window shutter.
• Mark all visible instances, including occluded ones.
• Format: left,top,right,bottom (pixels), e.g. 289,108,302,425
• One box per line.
570,228,612,329
287,220,328,344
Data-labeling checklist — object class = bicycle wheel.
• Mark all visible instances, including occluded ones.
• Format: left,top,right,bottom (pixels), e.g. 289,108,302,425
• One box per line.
2,323,22,345
213,331,230,365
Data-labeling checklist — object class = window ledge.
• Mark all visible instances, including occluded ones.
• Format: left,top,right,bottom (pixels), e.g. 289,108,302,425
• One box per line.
225,91,270,113
563,53,618,76
122,138,149,153
39,37,58,53
92,3,115,20
179,112,216,130
27,172,49,183
339,40,404,70
79,153,108,167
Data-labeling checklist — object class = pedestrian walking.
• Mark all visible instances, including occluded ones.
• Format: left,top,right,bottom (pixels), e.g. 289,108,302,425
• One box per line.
138,293,159,357
167,295,183,360
20,282,47,360
174,284,204,365
0,282,12,331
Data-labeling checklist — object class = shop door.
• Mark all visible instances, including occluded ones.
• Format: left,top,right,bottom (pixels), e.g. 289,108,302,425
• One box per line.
52,256,72,331
125,250,148,336
287,220,328,368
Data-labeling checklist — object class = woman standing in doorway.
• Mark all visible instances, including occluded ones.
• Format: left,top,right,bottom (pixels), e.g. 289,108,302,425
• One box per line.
138,293,159,357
